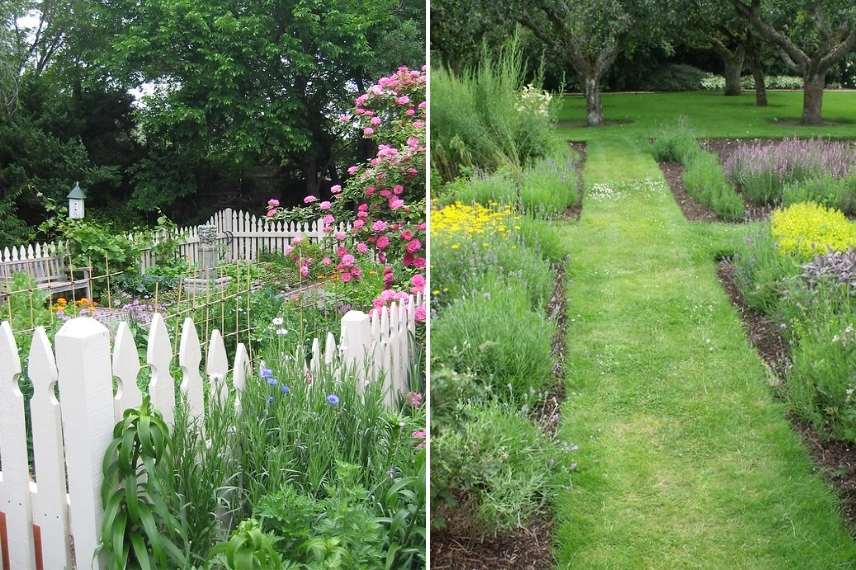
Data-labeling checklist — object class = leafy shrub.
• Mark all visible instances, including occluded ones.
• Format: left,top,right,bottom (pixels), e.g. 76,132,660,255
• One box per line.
803,249,856,288
641,64,707,91
683,150,745,221
733,228,802,313
771,202,856,259
520,152,578,217
431,274,555,405
701,74,803,90
785,287,856,441
253,463,386,568
453,171,518,207
211,519,283,569
432,403,559,534
516,215,568,264
431,39,557,182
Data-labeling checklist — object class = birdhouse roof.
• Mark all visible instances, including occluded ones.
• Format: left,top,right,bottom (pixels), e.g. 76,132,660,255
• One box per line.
67,182,86,200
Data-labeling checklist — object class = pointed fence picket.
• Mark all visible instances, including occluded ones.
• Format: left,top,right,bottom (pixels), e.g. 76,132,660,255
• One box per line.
0,292,421,569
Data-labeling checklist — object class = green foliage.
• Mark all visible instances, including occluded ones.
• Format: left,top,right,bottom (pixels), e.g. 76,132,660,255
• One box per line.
641,64,707,91
432,403,559,534
785,285,856,441
733,228,801,313
682,150,745,221
98,397,187,569
431,233,553,309
520,152,578,218
649,122,698,163
516,216,569,264
451,171,519,207
431,273,555,406
211,519,283,570
782,174,856,216
431,38,557,182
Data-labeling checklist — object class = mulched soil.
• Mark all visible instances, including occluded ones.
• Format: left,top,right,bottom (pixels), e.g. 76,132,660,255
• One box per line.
431,262,571,569
717,259,856,530
658,161,721,222
564,141,587,221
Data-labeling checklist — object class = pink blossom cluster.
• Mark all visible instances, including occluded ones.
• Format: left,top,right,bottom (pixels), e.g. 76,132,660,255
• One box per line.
265,66,426,301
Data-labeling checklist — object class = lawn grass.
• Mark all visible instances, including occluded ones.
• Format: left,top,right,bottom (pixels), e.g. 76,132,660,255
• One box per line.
552,133,856,567
557,90,856,141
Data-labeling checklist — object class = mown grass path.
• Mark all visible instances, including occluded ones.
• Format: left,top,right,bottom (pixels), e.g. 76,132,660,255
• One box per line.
554,137,856,568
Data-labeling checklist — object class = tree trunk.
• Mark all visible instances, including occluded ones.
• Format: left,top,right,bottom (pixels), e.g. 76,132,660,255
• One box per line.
802,73,825,124
723,54,744,96
584,75,603,126
747,37,767,106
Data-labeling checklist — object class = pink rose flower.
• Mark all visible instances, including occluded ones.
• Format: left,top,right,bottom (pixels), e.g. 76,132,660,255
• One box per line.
353,219,365,229
396,95,410,105
304,195,318,204
335,231,346,241
267,198,280,207
356,242,369,254
299,265,310,277
390,198,404,210
363,127,374,137
266,209,277,217
341,254,355,267
370,116,381,126
319,201,331,210
393,184,404,195
406,239,421,253
331,184,342,193
415,305,426,322
322,257,332,266
376,235,390,249
372,220,387,232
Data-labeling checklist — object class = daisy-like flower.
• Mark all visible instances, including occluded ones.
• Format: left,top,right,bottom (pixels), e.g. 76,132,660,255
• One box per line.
272,317,284,326
326,394,340,406
276,328,288,336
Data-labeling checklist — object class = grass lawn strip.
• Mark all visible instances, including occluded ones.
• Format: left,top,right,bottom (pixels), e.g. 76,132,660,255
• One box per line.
553,136,856,568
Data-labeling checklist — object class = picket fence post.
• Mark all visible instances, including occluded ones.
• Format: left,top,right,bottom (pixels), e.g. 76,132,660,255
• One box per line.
0,321,37,570
340,311,372,391
55,317,115,570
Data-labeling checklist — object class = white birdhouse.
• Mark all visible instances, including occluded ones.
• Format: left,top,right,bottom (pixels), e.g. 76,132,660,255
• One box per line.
67,182,86,219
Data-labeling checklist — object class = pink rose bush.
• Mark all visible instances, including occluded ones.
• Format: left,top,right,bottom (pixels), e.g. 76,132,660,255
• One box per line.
264,66,426,318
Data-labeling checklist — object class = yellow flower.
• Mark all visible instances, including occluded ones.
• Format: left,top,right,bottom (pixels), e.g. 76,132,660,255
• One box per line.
771,202,856,259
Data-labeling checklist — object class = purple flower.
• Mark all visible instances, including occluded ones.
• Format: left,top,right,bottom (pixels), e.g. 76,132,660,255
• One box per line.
260,366,273,379
326,394,340,406
267,377,278,386
280,385,290,394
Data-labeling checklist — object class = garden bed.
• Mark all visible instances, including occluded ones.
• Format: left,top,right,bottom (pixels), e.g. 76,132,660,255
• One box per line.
431,259,570,570
717,259,856,529
658,161,721,222
703,137,856,220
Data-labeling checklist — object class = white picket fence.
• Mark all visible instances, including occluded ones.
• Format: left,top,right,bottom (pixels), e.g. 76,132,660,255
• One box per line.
0,293,421,570
0,208,350,275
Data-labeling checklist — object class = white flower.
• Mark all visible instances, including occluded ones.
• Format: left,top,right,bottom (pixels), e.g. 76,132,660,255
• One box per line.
276,328,288,336
272,317,284,326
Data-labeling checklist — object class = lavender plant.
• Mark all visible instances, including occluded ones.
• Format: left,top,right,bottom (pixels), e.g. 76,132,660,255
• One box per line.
725,139,856,205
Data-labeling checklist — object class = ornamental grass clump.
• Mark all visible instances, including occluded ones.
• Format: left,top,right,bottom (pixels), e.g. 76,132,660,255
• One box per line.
520,149,578,218
682,150,745,221
432,403,560,535
453,171,518,207
771,202,856,259
725,139,856,205
431,273,555,406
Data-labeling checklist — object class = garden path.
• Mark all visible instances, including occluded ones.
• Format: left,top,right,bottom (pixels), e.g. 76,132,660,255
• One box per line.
553,137,856,568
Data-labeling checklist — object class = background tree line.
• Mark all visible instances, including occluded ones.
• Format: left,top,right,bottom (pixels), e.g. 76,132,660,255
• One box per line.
432,0,856,125
0,0,425,244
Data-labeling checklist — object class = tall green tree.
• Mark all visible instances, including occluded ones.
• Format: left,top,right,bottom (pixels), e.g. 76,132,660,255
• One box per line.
504,0,677,126
100,0,424,204
733,0,856,124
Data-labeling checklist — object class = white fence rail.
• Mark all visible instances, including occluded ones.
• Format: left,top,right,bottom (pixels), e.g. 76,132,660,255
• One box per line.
0,292,420,570
1,208,349,275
